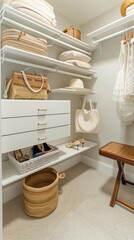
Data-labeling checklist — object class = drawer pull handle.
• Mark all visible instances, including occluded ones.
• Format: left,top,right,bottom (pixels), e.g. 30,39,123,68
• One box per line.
38,123,47,126
38,137,47,141
38,108,47,111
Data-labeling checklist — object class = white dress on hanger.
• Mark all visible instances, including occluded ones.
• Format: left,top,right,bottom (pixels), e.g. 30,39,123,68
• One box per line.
125,37,134,99
113,39,134,125
113,40,127,101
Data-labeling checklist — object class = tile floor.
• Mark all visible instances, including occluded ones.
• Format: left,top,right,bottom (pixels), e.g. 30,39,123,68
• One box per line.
3,163,134,240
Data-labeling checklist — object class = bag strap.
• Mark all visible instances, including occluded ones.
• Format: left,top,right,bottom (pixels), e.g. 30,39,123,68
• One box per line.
21,71,44,93
3,78,12,98
82,96,94,110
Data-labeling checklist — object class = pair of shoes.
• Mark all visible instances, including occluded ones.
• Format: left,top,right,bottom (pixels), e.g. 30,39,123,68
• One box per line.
79,138,86,147
32,143,52,158
14,149,29,162
32,145,43,158
65,140,80,150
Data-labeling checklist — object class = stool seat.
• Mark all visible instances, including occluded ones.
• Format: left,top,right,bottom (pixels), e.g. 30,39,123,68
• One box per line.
99,142,134,166
99,142,134,211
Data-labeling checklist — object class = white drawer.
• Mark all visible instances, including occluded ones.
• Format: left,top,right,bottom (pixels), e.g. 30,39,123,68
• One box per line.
1,125,70,153
1,100,70,118
1,114,70,135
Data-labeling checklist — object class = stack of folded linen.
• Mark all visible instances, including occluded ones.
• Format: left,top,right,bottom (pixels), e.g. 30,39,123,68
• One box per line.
5,0,56,27
58,50,91,69
126,4,134,15
1,28,48,56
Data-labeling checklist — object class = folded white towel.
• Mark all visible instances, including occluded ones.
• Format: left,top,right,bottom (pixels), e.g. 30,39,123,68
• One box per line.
17,7,54,27
31,0,54,12
9,0,54,12
11,0,55,19
126,4,134,12
65,60,91,69
11,1,56,25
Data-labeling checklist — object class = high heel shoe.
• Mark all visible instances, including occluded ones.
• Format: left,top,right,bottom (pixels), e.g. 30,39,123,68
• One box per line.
65,140,80,150
79,138,86,147
14,149,29,162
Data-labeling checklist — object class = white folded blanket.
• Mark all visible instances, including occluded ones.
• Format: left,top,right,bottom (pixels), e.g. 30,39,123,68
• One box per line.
65,60,91,69
126,4,134,12
2,0,54,11
58,50,91,63
11,1,56,25
12,0,55,18
17,7,55,26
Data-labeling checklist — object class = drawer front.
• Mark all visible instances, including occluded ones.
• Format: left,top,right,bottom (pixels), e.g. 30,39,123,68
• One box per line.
2,114,70,135
1,100,70,118
1,125,70,153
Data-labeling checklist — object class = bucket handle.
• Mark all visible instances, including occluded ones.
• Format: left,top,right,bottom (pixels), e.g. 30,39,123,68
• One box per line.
58,172,65,179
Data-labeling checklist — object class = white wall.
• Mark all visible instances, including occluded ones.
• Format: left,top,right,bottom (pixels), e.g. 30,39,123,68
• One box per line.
81,6,134,180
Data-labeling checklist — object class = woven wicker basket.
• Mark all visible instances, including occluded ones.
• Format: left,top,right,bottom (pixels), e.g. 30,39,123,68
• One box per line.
63,25,81,40
120,0,134,16
8,71,50,100
23,168,65,218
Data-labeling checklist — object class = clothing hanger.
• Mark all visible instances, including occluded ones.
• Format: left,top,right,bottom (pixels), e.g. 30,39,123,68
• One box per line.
123,29,127,44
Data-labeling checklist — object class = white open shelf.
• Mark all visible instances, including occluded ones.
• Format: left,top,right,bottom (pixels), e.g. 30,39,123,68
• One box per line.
1,4,94,54
2,140,97,186
51,88,95,95
1,46,96,79
87,13,134,43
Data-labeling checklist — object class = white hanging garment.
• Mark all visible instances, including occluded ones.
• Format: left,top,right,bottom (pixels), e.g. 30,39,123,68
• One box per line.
124,37,134,99
113,38,134,125
113,40,127,101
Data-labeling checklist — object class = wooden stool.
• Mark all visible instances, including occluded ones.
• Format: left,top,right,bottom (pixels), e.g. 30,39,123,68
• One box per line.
99,142,134,210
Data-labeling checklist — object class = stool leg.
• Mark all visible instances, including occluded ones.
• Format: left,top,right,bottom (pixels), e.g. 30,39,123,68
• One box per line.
110,161,123,207
120,162,127,185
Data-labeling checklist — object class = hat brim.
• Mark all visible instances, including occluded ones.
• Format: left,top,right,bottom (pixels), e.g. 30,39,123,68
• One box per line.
65,87,92,94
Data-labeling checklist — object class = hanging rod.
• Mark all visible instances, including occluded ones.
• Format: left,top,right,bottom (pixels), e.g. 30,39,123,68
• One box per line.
1,16,91,55
93,25,134,44
2,58,92,79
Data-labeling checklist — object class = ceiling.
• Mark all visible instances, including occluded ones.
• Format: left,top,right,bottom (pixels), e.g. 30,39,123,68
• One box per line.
47,0,123,25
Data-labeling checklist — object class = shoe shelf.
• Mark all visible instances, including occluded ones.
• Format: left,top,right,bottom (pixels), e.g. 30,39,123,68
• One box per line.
1,46,97,79
1,4,94,54
87,13,134,44
2,140,97,187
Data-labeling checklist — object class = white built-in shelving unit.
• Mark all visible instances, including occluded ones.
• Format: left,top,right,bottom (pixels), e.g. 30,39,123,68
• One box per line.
0,4,98,239
87,13,134,44
2,141,97,187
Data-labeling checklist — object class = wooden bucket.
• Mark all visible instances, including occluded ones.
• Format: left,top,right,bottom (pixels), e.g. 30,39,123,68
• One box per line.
23,168,65,218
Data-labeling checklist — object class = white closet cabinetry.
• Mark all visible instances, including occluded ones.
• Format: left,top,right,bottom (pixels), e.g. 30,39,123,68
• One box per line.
1,100,70,153
0,5,98,239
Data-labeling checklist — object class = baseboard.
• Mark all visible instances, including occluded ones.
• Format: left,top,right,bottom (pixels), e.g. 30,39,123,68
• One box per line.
82,155,134,182
3,155,81,204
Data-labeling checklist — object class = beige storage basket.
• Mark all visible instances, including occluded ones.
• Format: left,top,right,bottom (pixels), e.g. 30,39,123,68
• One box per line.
23,168,65,218
120,0,134,16
63,25,81,40
8,145,60,174
7,71,50,100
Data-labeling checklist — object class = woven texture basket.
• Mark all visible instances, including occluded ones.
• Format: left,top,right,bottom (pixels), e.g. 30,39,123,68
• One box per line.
8,145,60,174
8,71,50,100
63,25,81,40
120,0,134,16
23,168,65,218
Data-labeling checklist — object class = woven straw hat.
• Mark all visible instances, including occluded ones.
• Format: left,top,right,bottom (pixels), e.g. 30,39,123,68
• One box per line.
65,78,92,94
120,0,134,16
